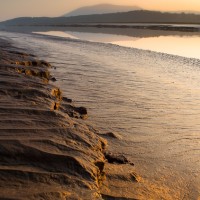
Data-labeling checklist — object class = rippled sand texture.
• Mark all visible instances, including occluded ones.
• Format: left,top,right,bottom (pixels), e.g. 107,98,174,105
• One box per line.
0,39,107,199
1,31,200,199
0,39,145,200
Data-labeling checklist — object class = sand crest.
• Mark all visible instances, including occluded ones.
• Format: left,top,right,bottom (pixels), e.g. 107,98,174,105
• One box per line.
0,38,139,200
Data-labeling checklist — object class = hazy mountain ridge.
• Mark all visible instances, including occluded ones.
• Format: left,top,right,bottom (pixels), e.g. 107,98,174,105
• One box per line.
1,10,200,26
63,4,141,17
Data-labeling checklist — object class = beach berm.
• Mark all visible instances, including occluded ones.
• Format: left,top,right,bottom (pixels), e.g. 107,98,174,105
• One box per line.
0,38,109,199
0,38,138,200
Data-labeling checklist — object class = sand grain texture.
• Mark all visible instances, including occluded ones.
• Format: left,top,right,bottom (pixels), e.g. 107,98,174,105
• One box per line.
0,39,108,200
0,38,141,200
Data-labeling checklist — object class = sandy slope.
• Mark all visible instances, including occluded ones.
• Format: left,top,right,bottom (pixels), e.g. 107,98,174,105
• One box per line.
0,39,139,200
0,39,108,199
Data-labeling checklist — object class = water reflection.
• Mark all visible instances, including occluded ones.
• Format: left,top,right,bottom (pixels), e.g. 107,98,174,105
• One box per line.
111,36,200,59
34,29,200,59
34,30,139,43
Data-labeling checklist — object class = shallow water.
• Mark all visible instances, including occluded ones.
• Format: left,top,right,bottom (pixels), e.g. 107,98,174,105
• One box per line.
1,31,199,199
34,29,200,59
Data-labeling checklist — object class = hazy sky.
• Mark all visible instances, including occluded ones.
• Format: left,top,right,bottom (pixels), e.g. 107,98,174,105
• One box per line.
0,0,200,21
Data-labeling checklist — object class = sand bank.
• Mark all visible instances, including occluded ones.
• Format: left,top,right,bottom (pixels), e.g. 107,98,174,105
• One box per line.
0,39,138,199
52,24,200,32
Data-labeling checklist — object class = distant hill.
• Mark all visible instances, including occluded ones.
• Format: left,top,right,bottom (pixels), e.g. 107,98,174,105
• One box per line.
63,4,141,17
1,10,200,26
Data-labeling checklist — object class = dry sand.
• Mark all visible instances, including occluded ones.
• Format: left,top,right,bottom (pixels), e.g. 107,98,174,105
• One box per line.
0,38,138,200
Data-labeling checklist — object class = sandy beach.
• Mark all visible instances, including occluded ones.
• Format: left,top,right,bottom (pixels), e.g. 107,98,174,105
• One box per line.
0,38,141,199
1,1,200,199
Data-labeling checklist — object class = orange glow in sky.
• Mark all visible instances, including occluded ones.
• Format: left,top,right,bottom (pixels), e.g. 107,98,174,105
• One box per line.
0,0,200,21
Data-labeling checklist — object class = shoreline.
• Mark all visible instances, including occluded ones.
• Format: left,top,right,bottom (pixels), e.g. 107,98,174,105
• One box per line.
1,31,199,199
2,23,200,33
42,24,200,32
0,38,137,199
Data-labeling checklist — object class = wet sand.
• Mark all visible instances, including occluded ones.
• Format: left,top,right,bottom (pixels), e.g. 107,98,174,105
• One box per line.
0,39,139,199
